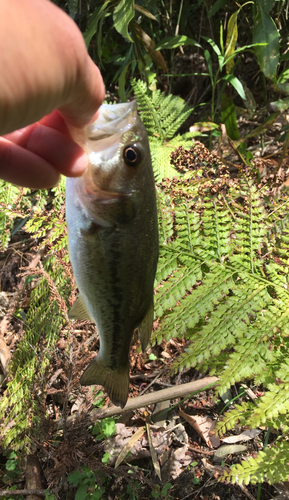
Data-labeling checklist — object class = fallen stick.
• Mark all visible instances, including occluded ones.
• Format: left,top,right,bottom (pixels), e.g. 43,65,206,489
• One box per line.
25,454,43,500
54,376,218,428
91,376,219,419
0,490,46,497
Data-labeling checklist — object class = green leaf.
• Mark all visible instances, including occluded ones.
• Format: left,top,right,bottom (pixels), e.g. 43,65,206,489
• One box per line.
222,74,246,100
155,35,201,51
202,36,221,56
278,68,289,84
67,470,83,487
102,452,111,465
92,417,116,440
6,459,17,471
118,62,130,102
75,484,88,500
256,0,275,13
225,11,238,74
221,89,240,143
83,2,110,47
204,50,213,81
218,54,225,72
161,483,173,496
253,6,280,80
208,0,229,17
113,0,134,42
68,0,78,19
91,488,105,500
268,97,289,112
272,82,289,95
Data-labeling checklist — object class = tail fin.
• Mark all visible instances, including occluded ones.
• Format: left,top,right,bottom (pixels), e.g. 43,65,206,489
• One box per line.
80,357,129,408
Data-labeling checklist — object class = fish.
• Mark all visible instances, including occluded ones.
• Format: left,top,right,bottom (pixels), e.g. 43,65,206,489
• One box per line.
66,101,159,408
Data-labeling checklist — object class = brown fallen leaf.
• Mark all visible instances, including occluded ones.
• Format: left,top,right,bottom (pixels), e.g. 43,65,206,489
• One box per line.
179,409,220,448
222,429,261,444
115,426,145,468
146,421,161,480
213,444,247,459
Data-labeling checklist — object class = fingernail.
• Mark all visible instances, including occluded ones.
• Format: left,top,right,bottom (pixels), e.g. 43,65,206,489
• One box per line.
70,151,89,176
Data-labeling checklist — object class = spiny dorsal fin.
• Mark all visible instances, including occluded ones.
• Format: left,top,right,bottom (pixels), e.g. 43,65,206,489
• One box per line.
138,301,154,352
68,295,92,321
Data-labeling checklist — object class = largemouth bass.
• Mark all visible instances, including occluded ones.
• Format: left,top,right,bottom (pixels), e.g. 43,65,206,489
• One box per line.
66,101,159,408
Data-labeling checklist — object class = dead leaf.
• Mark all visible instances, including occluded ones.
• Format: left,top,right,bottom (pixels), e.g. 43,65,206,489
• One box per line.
115,426,145,468
146,421,161,480
151,399,170,426
213,444,247,459
179,409,220,448
222,429,261,444
133,24,168,72
189,122,219,133
161,442,191,482
134,4,157,20
104,423,172,466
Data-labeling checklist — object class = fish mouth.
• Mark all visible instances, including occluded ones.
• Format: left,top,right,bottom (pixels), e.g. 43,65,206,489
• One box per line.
84,184,133,205
77,178,137,226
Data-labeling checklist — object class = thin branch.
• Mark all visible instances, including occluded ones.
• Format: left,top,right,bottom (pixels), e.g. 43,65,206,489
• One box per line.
0,490,46,497
53,376,218,426
91,376,218,420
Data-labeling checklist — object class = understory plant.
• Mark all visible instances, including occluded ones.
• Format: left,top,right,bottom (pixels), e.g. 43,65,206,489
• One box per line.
151,148,289,484
134,79,289,485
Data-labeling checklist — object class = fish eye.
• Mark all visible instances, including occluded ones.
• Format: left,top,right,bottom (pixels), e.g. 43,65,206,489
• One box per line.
123,145,142,167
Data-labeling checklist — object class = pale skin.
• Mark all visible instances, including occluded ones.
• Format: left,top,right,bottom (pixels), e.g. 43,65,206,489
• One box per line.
0,0,105,188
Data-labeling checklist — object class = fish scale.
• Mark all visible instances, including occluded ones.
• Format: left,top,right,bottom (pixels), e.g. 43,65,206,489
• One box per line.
66,101,159,408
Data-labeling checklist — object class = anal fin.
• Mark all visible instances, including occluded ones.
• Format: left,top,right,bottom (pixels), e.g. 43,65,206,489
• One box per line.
68,295,92,321
138,301,154,352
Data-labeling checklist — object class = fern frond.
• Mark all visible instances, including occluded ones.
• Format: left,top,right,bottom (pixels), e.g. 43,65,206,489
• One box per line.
150,136,194,182
153,145,289,462
245,359,289,426
215,402,254,435
132,79,195,181
0,181,25,250
151,140,289,486
221,440,289,485
132,79,193,142
0,177,69,451
0,260,69,451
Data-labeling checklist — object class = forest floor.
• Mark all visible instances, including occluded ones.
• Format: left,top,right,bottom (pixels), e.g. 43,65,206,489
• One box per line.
0,107,289,500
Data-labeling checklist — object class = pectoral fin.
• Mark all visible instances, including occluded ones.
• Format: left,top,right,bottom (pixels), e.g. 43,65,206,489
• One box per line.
138,302,154,352
68,295,92,321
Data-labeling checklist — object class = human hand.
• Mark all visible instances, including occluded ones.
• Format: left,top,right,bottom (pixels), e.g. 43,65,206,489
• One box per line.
0,0,105,188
